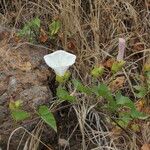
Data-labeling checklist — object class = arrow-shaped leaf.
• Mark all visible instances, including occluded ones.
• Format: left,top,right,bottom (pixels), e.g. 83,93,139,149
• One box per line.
38,105,57,132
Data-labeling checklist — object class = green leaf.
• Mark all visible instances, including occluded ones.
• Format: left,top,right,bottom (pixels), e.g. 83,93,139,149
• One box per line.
72,79,92,94
91,86,99,96
116,93,149,120
91,66,104,78
111,61,125,74
116,93,131,105
17,25,31,37
30,17,41,29
97,84,114,101
56,87,75,102
145,71,150,90
131,109,149,119
49,20,61,36
15,100,22,108
9,100,23,110
119,112,132,123
133,85,147,98
131,124,140,132
117,120,128,128
38,105,57,132
97,84,117,111
17,17,40,38
9,101,16,110
11,110,30,121
115,92,135,109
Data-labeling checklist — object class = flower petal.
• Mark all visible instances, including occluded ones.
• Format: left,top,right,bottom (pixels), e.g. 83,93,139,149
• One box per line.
54,66,69,76
44,50,76,76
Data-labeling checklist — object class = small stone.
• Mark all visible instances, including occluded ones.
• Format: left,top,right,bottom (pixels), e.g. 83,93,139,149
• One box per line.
20,85,50,102
32,98,50,109
58,138,69,147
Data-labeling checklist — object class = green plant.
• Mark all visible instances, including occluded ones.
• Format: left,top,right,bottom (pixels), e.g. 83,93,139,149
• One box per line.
17,17,41,42
134,71,150,98
91,65,104,78
111,60,126,74
57,86,75,103
49,20,61,38
38,105,57,132
17,17,61,42
9,100,57,132
9,62,149,133
9,100,30,121
9,51,149,134
54,68,149,129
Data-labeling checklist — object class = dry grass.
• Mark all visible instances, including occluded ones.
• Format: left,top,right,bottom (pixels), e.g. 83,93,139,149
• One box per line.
7,125,53,150
0,0,150,149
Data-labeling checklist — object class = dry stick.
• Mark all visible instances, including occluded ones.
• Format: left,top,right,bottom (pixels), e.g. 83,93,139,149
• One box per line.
13,42,51,51
9,3,26,40
16,131,26,150
63,123,79,150
126,49,150,60
23,122,43,150
28,122,44,150
125,55,148,70
91,145,116,150
73,105,86,150
7,127,53,150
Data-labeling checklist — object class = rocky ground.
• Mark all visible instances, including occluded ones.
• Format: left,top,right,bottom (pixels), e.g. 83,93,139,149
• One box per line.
0,29,55,149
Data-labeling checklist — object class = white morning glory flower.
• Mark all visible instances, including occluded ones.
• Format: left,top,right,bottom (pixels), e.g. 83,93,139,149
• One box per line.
44,50,76,76
117,38,126,61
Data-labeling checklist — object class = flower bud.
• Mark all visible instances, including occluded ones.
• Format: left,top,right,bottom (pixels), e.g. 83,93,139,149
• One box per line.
111,61,125,74
91,65,104,78
117,38,126,61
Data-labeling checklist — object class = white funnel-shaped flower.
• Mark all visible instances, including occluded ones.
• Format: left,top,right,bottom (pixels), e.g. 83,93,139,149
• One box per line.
44,50,76,76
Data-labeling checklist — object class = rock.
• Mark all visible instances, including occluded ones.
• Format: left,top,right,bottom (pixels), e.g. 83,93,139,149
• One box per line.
0,30,53,149
0,93,8,105
58,138,69,147
20,85,51,108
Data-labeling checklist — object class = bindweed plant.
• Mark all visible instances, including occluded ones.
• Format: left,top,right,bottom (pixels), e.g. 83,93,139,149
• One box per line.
9,50,76,132
9,39,149,133
17,17,61,43
43,49,148,131
17,17,41,43
9,100,30,121
133,71,150,99
56,77,148,128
